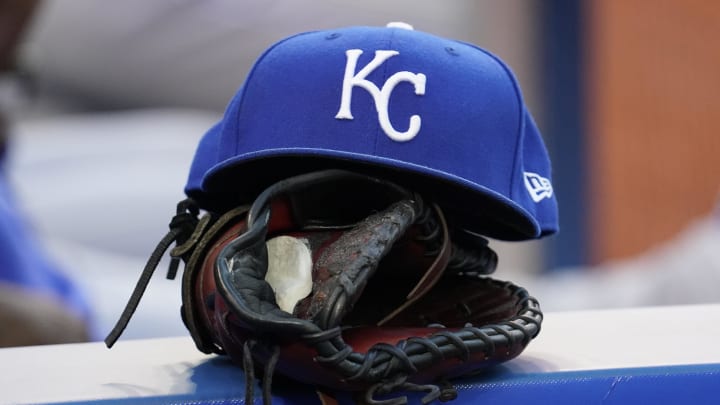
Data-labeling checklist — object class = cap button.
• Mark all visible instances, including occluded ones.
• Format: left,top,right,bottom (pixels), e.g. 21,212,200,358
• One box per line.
386,22,414,30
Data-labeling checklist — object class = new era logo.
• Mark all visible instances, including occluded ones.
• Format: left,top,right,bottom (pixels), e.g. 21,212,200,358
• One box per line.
524,172,553,203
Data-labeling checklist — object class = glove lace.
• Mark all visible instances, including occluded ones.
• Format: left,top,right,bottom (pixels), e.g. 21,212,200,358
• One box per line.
364,375,441,405
307,280,542,404
413,198,443,257
104,199,199,348
243,340,281,405
414,200,497,275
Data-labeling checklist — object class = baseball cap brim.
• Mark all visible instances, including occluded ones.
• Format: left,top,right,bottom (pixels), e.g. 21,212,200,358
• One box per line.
189,147,543,241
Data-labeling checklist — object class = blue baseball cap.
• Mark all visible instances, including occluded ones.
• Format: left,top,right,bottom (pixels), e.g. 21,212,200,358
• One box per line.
185,23,558,241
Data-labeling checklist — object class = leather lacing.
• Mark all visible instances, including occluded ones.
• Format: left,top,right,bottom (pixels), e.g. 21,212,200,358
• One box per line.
105,199,201,348
291,282,542,404
414,202,498,276
242,340,281,405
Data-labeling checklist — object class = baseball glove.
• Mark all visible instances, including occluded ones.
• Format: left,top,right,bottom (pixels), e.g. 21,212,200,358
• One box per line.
106,169,542,404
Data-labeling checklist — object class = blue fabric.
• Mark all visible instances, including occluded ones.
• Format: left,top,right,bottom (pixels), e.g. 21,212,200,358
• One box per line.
0,167,91,325
47,361,720,404
184,25,558,241
449,363,720,404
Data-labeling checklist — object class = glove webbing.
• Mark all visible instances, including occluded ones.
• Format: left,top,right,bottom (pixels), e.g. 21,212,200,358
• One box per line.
300,279,542,404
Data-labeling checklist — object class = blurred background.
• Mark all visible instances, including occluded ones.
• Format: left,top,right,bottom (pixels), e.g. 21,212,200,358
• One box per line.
0,0,718,344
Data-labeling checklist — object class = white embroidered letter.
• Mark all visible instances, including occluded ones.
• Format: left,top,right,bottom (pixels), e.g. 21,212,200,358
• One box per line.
335,49,426,142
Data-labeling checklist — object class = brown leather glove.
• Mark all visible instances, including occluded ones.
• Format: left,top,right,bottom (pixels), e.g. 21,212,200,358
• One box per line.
107,170,542,405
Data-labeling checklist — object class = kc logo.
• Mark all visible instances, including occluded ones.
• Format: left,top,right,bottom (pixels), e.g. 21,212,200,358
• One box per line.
335,49,426,142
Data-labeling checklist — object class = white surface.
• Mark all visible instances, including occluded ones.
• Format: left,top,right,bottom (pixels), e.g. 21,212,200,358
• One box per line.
508,304,720,373
1,303,719,404
0,337,209,404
